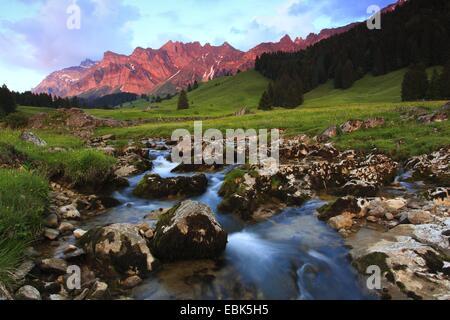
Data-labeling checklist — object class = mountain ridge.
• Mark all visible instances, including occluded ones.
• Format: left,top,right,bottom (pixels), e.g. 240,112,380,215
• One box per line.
34,0,406,98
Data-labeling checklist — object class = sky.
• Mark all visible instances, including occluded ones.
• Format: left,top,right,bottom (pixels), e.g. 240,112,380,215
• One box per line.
0,0,394,92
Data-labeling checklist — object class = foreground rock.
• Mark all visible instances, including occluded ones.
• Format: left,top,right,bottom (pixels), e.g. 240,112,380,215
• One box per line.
133,174,208,199
15,286,41,300
151,201,228,261
78,223,157,277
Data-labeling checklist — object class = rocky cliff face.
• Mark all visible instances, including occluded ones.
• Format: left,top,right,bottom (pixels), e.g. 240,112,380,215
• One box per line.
34,25,357,98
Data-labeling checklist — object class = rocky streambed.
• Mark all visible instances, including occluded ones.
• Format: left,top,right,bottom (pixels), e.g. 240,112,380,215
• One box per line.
6,134,450,301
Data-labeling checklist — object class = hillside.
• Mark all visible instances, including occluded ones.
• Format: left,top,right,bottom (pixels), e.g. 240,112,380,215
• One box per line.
91,68,449,159
86,70,269,120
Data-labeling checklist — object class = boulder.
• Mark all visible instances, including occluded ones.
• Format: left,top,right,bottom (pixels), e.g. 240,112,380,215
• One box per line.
19,132,47,147
0,282,12,300
39,258,68,274
328,212,355,231
340,120,364,133
407,210,434,225
59,205,81,220
405,148,450,185
151,201,227,261
318,196,363,221
363,117,385,129
78,223,157,277
44,213,59,228
89,281,108,300
426,187,450,202
121,275,143,289
43,228,60,240
317,126,338,142
133,174,208,199
338,179,379,197
15,286,41,301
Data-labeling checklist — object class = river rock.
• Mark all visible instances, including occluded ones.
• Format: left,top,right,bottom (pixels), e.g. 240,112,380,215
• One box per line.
133,174,208,199
39,258,68,274
426,187,450,203
151,201,228,261
122,275,143,289
338,179,379,197
15,285,41,300
58,222,75,233
328,212,355,231
78,223,157,277
45,213,59,228
19,132,47,147
59,204,81,220
44,228,60,240
73,228,87,239
405,148,450,185
0,282,13,300
407,210,434,225
318,196,364,221
89,281,108,300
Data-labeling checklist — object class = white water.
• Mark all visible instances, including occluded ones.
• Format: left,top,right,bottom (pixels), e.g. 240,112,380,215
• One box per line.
82,148,376,300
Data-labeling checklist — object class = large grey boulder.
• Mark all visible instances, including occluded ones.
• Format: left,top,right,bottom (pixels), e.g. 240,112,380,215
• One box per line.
79,223,157,277
151,200,228,261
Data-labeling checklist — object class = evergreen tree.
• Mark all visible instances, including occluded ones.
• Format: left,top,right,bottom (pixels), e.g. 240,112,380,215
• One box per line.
334,62,343,89
187,84,192,92
258,91,272,110
341,59,355,89
427,69,441,100
439,60,450,99
401,64,429,101
0,84,17,116
193,80,199,90
177,90,189,110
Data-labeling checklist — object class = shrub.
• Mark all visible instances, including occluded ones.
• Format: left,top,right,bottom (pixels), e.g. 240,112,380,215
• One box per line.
2,112,29,129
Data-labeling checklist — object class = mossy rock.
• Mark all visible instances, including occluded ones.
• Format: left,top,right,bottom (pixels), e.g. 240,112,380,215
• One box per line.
133,174,208,199
151,201,227,261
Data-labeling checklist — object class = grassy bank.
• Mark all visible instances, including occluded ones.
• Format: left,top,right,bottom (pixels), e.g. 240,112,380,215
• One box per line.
0,169,49,285
0,130,116,285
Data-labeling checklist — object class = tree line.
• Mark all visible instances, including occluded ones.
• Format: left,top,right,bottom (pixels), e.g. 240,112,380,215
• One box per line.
255,0,450,109
402,61,450,101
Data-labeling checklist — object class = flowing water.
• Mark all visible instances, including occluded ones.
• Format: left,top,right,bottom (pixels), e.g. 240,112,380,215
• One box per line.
78,148,376,300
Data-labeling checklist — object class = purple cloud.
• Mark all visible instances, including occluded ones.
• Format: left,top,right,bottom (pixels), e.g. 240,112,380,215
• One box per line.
0,0,140,71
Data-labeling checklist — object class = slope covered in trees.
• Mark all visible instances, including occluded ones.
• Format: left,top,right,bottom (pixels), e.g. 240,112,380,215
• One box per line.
255,0,450,102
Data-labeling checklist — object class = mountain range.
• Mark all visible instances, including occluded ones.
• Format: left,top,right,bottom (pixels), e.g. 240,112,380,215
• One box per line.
34,0,406,98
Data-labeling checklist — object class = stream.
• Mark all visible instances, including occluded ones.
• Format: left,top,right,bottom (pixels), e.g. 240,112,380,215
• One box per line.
78,148,377,300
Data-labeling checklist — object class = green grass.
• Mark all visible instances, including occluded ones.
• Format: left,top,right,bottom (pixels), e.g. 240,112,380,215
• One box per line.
0,130,116,285
95,68,449,159
303,69,406,106
17,106,55,116
0,129,116,187
0,169,49,285
86,70,269,120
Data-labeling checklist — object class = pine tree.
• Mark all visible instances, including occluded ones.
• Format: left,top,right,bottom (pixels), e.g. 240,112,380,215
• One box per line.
187,84,192,92
258,91,272,110
401,64,429,101
427,69,441,100
439,60,450,99
341,59,355,89
0,84,17,116
334,62,343,89
177,90,189,110
193,80,199,90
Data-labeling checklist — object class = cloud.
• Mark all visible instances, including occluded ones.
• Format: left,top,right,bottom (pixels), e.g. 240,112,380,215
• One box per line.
0,0,139,71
